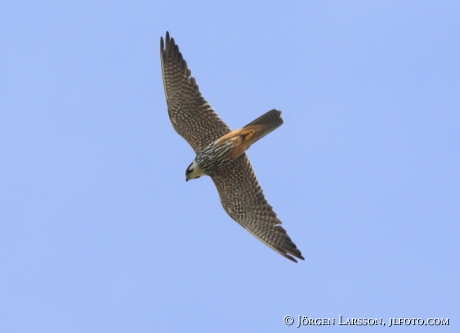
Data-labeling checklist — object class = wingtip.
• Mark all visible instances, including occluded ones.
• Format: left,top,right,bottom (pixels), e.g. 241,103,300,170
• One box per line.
286,252,304,263
285,255,305,264
288,246,305,262
287,256,298,263
161,31,172,52
273,239,304,263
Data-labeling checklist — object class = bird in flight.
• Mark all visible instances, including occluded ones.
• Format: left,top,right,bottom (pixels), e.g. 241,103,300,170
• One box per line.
160,32,304,262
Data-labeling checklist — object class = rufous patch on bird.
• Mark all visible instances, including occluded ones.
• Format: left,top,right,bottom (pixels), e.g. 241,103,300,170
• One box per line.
216,125,265,159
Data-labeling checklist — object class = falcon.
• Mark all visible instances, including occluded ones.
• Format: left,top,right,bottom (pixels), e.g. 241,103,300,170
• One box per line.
160,32,304,262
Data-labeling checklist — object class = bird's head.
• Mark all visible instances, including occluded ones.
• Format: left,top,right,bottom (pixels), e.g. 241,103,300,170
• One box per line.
186,160,205,181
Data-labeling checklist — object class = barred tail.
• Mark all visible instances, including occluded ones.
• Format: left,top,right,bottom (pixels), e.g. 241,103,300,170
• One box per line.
243,109,283,145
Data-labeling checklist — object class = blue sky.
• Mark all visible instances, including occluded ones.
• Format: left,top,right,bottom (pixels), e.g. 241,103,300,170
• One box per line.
1,1,459,332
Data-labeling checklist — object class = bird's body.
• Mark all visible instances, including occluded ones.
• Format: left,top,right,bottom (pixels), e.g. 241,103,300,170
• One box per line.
160,32,304,262
186,110,282,180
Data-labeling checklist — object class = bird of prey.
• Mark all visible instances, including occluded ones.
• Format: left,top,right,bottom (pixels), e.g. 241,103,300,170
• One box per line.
160,32,304,262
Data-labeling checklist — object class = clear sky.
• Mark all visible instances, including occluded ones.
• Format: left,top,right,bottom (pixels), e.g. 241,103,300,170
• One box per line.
1,1,459,332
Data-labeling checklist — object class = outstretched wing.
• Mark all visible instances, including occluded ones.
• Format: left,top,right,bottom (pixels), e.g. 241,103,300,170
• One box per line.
161,32,231,153
211,154,304,262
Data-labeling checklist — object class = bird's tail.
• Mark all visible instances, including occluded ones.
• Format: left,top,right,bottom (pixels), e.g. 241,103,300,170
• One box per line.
242,109,283,145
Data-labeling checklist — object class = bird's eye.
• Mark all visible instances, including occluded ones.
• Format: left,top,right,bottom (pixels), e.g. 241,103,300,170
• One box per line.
186,164,193,175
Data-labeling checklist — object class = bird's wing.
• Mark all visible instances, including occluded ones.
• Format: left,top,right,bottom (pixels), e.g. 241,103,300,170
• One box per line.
161,32,231,153
211,154,304,262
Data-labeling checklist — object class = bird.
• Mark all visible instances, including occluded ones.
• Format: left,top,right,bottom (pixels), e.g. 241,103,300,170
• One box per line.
160,32,304,262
